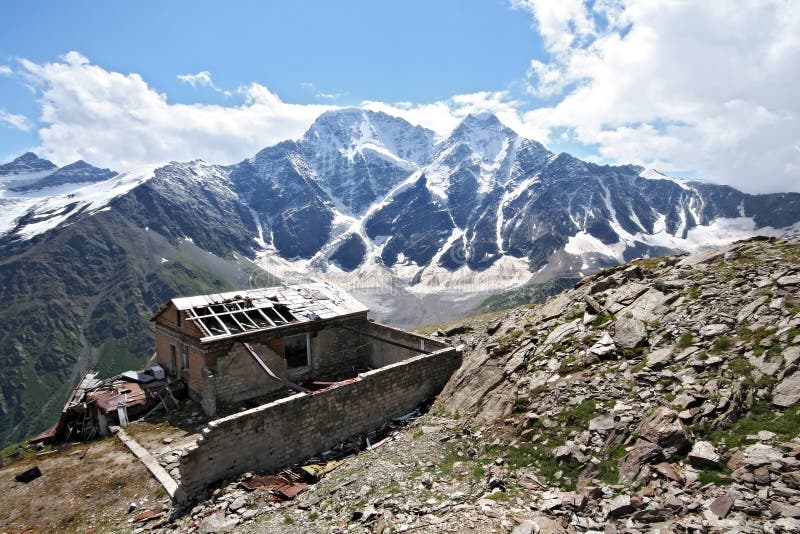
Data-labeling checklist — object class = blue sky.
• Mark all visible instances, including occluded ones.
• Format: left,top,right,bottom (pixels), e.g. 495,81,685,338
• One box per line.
0,0,545,153
0,1,797,193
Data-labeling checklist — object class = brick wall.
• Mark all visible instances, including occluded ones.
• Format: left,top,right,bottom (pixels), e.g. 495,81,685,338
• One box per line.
176,345,461,497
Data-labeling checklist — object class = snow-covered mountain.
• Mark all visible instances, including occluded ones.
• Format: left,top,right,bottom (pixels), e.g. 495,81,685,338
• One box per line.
2,109,799,287
1,108,799,448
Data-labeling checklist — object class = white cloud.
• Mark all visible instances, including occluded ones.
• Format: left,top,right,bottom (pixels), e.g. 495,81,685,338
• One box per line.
177,70,231,96
362,90,550,142
19,52,332,170
0,65,12,76
0,109,32,131
513,0,800,193
301,82,344,101
12,6,800,198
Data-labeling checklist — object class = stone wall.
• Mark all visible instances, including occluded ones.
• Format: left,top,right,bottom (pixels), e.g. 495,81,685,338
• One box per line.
176,345,461,497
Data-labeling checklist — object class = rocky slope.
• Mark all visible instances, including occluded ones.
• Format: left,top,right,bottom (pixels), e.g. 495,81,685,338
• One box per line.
151,236,799,533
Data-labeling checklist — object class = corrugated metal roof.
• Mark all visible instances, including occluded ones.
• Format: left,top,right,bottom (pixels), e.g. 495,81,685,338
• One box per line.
165,282,368,342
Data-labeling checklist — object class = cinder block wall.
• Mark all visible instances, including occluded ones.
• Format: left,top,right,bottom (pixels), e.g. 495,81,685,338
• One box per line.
362,322,448,368
177,346,462,497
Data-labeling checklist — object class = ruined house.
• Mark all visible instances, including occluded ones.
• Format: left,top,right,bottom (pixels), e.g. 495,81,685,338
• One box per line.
150,282,455,417
149,282,461,497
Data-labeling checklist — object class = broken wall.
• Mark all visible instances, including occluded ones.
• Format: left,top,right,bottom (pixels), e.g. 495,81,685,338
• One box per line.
176,346,462,497
361,322,447,368
211,343,288,406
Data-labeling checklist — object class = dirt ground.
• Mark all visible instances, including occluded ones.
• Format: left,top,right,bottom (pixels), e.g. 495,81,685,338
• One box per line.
0,437,165,533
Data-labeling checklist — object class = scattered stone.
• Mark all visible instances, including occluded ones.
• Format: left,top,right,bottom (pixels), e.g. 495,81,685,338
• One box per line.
588,413,616,432
777,274,800,287
198,512,240,534
652,462,684,485
636,407,690,458
688,441,721,469
228,495,247,512
588,333,616,357
774,372,800,407
700,324,729,338
605,494,636,519
709,494,735,518
613,313,647,349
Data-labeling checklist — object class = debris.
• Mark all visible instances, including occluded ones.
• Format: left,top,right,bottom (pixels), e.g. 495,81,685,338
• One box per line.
133,508,164,523
14,466,42,483
299,460,342,481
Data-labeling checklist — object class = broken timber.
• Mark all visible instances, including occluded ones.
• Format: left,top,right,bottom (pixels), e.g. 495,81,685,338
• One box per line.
241,342,312,394
114,426,185,503
339,325,432,354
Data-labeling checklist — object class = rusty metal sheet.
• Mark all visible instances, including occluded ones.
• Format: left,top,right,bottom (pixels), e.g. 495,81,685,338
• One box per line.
238,475,308,499
271,480,309,500
29,422,59,444
90,382,147,413
134,508,165,522
239,475,285,491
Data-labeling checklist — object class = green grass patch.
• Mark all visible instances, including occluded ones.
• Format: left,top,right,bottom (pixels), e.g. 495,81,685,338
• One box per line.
596,444,627,485
698,469,732,486
704,402,800,449
562,399,597,427
711,336,733,353
677,332,694,349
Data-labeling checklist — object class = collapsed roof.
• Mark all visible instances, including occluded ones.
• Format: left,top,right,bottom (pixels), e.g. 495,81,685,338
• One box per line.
152,282,369,342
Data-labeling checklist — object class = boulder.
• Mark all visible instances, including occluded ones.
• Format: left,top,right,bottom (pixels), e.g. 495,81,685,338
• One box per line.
688,441,721,469
589,413,616,432
613,313,647,349
618,441,664,484
743,443,783,467
589,333,616,357
651,462,685,485
774,372,800,407
646,347,674,369
636,407,690,458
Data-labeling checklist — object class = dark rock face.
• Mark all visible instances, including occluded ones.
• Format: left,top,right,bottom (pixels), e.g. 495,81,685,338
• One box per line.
365,176,454,266
329,234,367,272
112,162,256,258
10,160,117,192
0,152,56,176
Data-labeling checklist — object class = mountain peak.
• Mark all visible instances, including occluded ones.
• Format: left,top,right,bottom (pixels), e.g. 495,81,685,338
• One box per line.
302,107,435,167
451,112,514,136
0,152,57,176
